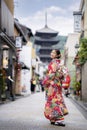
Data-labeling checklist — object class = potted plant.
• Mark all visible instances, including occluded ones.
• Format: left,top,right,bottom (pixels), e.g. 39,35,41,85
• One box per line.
0,68,6,101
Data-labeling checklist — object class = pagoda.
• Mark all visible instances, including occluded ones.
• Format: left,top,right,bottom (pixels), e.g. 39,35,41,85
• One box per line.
34,15,59,63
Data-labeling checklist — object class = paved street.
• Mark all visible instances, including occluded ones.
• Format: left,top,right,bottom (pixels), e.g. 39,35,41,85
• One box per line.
0,92,87,130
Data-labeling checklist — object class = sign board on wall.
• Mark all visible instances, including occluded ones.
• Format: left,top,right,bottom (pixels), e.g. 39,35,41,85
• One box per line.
73,11,82,32
16,37,22,48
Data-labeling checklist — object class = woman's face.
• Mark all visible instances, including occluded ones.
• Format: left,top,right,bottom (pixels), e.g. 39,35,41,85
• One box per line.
50,50,57,59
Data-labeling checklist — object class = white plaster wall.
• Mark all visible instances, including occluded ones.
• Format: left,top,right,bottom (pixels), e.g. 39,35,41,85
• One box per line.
65,33,80,57
19,46,32,94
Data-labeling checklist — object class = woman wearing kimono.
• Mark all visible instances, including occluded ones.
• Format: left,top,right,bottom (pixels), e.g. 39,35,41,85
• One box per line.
43,49,68,126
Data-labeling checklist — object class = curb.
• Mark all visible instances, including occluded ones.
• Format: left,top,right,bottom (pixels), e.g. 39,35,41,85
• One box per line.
69,95,87,111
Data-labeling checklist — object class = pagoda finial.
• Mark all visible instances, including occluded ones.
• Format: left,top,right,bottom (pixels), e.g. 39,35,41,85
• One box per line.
45,11,47,27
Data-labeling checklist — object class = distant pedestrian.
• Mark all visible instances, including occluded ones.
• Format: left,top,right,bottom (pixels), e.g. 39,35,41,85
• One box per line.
39,79,44,92
30,78,36,93
5,69,15,101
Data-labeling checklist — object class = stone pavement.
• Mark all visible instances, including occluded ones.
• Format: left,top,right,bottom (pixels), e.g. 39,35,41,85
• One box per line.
0,92,87,130
1,91,87,112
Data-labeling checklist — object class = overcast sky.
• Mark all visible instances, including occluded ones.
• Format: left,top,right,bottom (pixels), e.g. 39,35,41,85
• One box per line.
14,0,81,36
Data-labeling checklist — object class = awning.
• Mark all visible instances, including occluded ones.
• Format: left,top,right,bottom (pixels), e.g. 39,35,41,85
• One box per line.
0,29,16,51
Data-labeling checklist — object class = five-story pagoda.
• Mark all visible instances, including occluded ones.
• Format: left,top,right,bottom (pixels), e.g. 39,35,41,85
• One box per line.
34,18,59,63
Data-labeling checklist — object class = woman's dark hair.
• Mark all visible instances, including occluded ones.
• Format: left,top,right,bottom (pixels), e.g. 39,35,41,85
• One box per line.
55,49,61,59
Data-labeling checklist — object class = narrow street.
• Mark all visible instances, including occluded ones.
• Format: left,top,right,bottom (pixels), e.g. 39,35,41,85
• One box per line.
0,92,87,130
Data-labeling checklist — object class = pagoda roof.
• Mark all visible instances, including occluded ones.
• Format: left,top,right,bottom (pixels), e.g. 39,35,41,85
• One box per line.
35,35,59,42
35,25,58,35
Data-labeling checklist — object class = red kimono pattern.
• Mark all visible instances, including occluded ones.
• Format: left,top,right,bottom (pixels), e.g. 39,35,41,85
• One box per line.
62,74,71,89
43,59,68,122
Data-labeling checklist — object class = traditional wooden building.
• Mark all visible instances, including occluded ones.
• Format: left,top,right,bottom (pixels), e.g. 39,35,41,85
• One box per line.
0,0,16,100
73,0,87,101
0,0,16,66
14,18,33,95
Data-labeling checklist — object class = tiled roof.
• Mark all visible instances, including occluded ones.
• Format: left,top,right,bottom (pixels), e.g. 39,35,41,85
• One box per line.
36,25,58,34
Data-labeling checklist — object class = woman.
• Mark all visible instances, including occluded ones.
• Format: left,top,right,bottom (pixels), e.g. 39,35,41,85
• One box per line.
43,49,68,126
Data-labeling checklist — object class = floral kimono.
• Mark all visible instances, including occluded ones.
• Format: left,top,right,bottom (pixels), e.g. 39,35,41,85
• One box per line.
43,59,68,122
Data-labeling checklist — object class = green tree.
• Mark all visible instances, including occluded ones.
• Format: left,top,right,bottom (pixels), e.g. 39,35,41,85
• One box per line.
72,75,81,95
78,38,87,65
0,68,6,100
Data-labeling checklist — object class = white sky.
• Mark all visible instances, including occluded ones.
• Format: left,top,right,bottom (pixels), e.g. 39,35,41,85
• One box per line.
14,0,81,36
